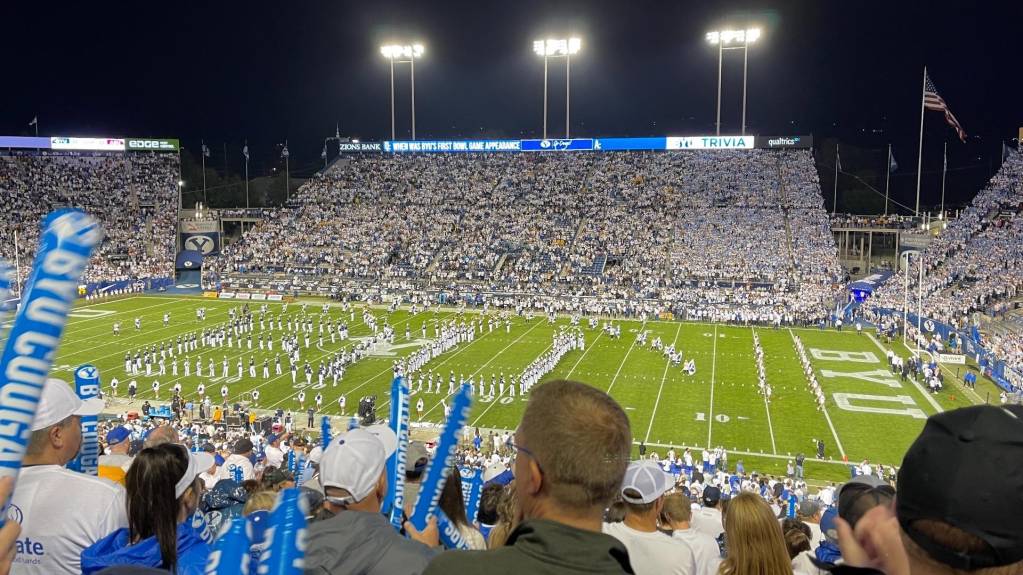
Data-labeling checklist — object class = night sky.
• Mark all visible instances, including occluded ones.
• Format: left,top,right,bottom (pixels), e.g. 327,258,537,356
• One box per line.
3,0,1020,209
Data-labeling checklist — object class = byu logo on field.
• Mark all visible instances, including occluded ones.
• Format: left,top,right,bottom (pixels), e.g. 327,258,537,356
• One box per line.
185,235,215,255
77,365,98,379
183,261,194,268
923,320,935,332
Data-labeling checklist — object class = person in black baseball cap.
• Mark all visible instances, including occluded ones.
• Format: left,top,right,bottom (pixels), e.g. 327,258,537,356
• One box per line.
838,405,1023,575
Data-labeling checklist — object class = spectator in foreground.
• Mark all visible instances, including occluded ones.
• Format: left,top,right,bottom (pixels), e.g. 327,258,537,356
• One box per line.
303,425,438,574
692,485,724,540
602,460,695,574
661,493,722,575
424,379,634,574
439,468,487,549
80,443,214,574
10,378,124,575
837,405,1023,575
98,426,134,485
718,492,793,575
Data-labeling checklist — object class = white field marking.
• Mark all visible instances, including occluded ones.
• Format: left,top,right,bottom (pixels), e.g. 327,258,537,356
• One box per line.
262,310,453,410
707,324,718,447
565,330,604,378
788,328,846,458
374,317,513,412
753,328,778,455
138,307,445,404
605,322,645,395
423,317,547,423
59,301,238,362
644,322,683,444
867,333,970,408
638,440,850,466
58,298,189,340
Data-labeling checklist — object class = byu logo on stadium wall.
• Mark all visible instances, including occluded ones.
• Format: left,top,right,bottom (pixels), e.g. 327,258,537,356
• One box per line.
923,320,935,332
185,235,215,255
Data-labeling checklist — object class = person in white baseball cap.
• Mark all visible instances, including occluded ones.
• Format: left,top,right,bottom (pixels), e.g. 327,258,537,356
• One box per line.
9,379,126,575
603,460,696,575
304,425,439,575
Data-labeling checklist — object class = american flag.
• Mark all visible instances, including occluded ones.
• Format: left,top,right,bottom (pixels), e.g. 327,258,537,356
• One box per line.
924,71,966,142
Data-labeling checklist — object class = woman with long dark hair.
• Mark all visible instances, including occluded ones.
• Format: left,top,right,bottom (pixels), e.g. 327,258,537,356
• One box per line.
439,467,487,549
81,443,214,574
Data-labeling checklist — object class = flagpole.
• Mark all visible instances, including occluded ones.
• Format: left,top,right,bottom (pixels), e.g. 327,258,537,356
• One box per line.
884,144,892,216
201,141,208,205
832,143,839,216
13,230,22,297
914,66,926,217
244,141,250,210
940,141,947,217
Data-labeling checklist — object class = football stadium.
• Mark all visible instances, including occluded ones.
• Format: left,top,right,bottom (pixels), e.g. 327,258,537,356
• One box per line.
1,3,1021,574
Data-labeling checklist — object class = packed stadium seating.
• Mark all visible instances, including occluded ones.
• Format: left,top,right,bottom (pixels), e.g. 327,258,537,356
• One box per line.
205,149,843,323
869,149,1023,370
0,152,179,284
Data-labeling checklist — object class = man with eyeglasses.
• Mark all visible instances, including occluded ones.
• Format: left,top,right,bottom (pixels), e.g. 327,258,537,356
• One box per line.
425,379,634,574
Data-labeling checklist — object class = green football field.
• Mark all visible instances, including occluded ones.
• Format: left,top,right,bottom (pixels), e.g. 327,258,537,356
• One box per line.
40,295,998,482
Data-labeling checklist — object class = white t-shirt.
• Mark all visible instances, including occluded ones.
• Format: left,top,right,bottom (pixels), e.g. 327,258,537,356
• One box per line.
690,506,724,540
672,527,722,575
10,465,127,575
219,454,255,481
603,522,695,575
264,445,285,469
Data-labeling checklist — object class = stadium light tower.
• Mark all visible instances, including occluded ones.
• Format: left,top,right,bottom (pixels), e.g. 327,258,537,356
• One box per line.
533,37,581,139
380,43,425,140
706,28,761,135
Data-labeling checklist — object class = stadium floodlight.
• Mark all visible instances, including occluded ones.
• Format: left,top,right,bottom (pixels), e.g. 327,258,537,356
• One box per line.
380,43,425,140
534,37,581,139
177,180,184,187
707,27,761,135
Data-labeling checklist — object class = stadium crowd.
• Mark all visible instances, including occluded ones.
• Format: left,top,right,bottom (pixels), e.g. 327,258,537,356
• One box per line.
868,150,1023,371
3,377,1020,575
0,153,179,284
205,150,842,324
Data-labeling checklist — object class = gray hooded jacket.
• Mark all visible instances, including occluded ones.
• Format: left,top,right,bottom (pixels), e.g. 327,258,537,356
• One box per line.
304,508,436,575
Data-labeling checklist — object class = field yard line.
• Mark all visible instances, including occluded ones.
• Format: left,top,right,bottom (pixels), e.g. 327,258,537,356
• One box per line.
565,330,603,378
707,324,718,447
421,317,545,421
638,440,849,466
125,304,410,393
469,337,557,427
753,328,778,455
644,323,682,444
416,318,545,421
605,323,644,395
60,303,238,361
788,328,846,458
61,298,186,335
374,315,512,412
865,334,947,412
259,310,453,410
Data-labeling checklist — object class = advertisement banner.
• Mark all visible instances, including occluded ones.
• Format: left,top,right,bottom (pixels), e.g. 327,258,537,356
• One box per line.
757,135,814,149
180,232,220,256
180,220,219,234
337,142,383,152
665,136,755,150
126,138,179,152
937,353,966,365
520,139,595,151
0,136,50,149
50,137,125,151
